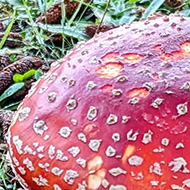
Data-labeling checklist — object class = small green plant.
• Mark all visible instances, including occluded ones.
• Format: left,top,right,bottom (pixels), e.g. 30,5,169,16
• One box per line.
0,82,24,106
1,68,44,111
8,54,18,63
13,69,36,83
34,70,44,80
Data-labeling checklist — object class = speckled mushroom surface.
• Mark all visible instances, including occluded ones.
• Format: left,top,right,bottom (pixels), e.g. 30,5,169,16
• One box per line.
8,15,190,190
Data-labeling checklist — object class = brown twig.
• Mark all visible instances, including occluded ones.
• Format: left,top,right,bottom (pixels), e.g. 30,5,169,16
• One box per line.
95,0,112,35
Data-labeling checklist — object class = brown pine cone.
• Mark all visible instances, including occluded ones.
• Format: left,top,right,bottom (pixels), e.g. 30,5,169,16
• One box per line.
165,0,183,8
0,54,12,70
85,24,118,38
2,56,44,74
46,34,63,46
0,32,23,48
36,0,91,24
64,0,80,18
36,2,62,24
0,57,44,95
0,21,22,33
0,110,14,136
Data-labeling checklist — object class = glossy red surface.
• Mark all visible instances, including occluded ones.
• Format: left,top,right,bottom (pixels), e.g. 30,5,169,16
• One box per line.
8,15,190,190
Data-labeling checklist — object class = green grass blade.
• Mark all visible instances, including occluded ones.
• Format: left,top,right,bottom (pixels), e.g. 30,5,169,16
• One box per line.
67,0,84,27
0,82,25,103
2,0,23,6
22,0,44,45
141,0,165,20
0,9,16,49
3,101,22,110
37,23,89,41
36,0,44,12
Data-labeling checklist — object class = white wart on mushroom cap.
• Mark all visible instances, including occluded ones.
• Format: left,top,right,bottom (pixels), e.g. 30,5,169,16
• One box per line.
8,15,190,190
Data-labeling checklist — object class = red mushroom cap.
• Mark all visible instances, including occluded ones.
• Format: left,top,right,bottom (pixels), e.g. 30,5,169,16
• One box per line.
8,15,190,190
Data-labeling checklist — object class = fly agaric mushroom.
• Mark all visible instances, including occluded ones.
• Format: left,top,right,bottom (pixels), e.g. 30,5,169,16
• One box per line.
8,14,190,190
